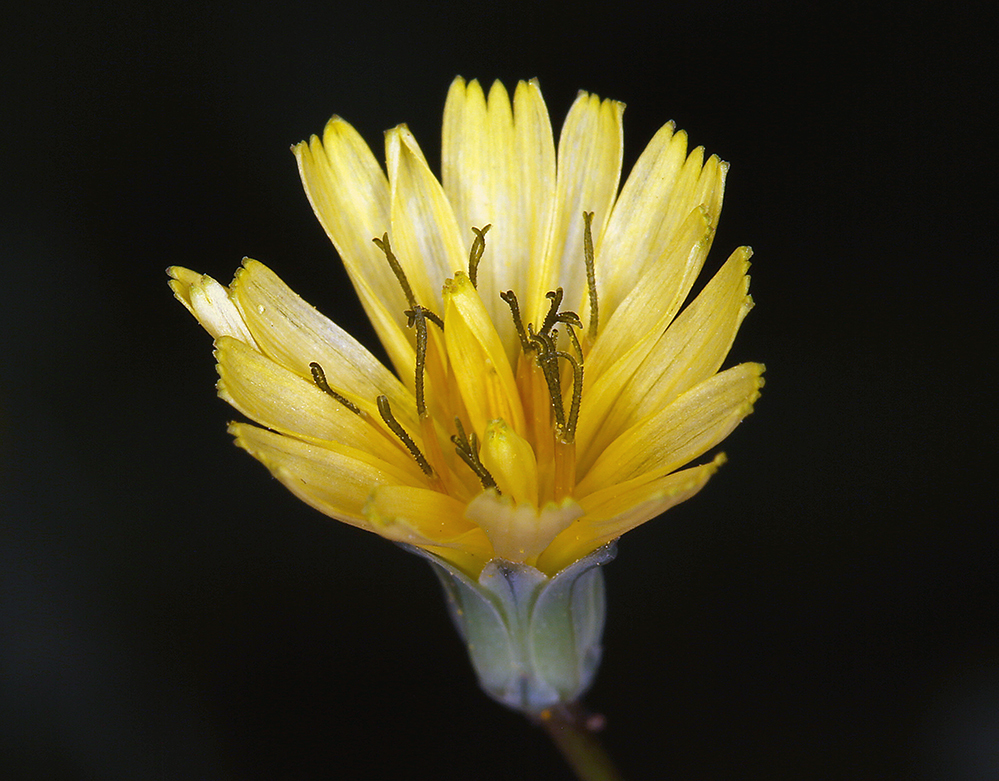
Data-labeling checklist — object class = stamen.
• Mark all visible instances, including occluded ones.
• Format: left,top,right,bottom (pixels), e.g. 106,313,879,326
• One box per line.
407,307,443,330
540,288,564,336
583,211,599,340
377,395,434,476
467,224,491,289
451,418,499,492
555,310,582,330
554,350,583,442
561,318,584,363
376,233,444,331
406,306,429,417
528,326,566,429
372,233,417,310
500,290,532,353
309,362,361,415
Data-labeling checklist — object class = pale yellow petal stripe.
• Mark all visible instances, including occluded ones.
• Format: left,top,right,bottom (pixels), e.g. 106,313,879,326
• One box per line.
585,145,726,382
229,259,418,430
385,125,466,315
511,78,557,331
583,206,714,387
293,119,415,382
601,151,727,344
597,126,719,322
577,362,764,493
539,456,724,574
580,247,754,465
443,271,525,440
214,336,426,480
532,91,623,328
442,77,556,360
229,423,426,530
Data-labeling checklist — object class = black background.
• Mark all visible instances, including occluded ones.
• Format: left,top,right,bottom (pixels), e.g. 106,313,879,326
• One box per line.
2,2,995,779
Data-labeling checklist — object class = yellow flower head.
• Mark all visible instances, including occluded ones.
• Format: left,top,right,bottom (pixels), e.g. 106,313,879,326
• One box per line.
169,77,763,578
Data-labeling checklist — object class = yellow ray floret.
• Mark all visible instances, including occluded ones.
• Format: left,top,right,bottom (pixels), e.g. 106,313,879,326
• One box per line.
170,77,763,577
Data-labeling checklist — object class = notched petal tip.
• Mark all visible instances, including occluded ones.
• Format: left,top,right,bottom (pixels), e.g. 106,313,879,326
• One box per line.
166,265,201,285
168,267,259,346
292,113,346,151
226,420,258,452
167,266,206,312
514,77,545,107
384,121,411,141
292,114,350,150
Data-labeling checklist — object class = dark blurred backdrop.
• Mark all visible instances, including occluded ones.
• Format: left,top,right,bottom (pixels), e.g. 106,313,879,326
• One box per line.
2,2,995,779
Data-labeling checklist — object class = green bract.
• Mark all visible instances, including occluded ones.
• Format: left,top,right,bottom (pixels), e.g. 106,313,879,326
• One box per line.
408,542,616,713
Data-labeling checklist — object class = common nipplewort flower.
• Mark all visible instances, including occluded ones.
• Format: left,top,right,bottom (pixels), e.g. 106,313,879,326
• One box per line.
169,77,763,743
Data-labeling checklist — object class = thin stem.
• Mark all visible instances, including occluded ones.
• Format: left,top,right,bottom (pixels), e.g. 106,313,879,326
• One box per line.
538,704,626,781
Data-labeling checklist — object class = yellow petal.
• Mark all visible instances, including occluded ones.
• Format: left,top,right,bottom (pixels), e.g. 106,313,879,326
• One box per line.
465,491,583,564
443,271,525,440
580,247,754,464
365,485,490,545
215,335,349,437
229,259,418,430
442,77,556,360
577,453,725,528
479,418,539,507
538,455,725,574
293,118,415,382
167,267,258,347
630,248,751,409
596,124,697,320
168,265,202,290
659,146,727,255
585,173,723,385
576,209,716,470
614,150,727,335
366,484,494,577
214,336,424,478
229,423,425,529
167,265,203,312
385,125,466,314
577,362,764,493
534,91,623,325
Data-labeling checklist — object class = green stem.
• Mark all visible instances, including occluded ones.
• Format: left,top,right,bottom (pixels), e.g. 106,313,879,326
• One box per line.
538,704,626,781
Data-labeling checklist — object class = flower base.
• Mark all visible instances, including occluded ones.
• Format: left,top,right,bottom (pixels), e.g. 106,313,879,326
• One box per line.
404,542,616,714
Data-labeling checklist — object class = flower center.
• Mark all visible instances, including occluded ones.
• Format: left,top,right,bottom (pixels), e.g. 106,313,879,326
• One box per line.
310,213,600,513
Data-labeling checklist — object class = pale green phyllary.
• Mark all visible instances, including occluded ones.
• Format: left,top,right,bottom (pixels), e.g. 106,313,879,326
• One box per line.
169,77,762,714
